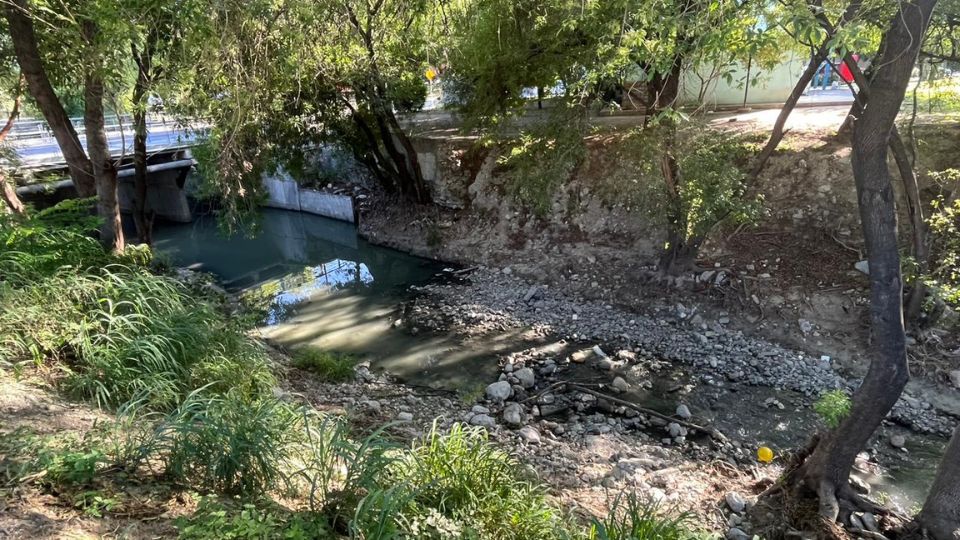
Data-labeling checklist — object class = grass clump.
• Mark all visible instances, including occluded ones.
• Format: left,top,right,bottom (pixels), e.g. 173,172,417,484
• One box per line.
589,492,694,540
361,422,569,540
157,391,302,495
814,390,851,428
291,347,357,382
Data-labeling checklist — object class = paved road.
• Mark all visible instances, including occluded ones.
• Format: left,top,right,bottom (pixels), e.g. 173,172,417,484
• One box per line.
12,125,200,169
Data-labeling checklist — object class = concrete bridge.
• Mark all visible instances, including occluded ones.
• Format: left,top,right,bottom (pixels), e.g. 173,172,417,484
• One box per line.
10,115,201,222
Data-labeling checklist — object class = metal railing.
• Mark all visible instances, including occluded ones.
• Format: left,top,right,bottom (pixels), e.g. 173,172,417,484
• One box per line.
5,114,184,147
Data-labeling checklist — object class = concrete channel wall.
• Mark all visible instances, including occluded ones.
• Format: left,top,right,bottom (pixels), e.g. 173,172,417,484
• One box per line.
262,174,356,223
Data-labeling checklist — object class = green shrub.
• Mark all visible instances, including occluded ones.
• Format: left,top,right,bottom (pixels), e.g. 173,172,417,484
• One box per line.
925,169,960,308
814,390,851,428
291,347,357,382
589,492,693,540
0,428,105,489
176,497,331,540
0,200,109,286
499,108,588,217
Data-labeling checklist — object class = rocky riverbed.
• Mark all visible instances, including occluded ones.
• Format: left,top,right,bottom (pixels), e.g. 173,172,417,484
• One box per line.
274,265,955,537
403,267,955,437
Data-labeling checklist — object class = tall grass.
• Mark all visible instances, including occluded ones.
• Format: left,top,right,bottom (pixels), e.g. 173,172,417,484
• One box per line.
157,390,302,495
589,492,695,540
0,208,274,411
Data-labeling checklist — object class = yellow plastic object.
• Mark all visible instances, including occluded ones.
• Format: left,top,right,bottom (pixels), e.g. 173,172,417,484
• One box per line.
425,67,438,81
757,446,774,463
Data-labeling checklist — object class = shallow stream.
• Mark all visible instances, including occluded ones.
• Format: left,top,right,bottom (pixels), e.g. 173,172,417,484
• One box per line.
153,208,943,511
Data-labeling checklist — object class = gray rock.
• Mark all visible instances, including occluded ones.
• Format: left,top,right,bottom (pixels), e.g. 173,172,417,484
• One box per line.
667,422,687,438
890,434,906,449
469,413,496,428
950,370,960,389
471,405,490,414
726,527,750,540
861,512,878,532
855,260,870,275
676,404,692,419
848,474,870,494
396,411,414,422
523,286,539,303
725,492,747,514
518,425,541,444
515,367,536,389
611,376,629,392
360,400,382,414
849,513,865,530
503,402,524,426
485,381,513,402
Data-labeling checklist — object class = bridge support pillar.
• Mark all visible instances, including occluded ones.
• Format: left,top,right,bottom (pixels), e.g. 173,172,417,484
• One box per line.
118,167,192,223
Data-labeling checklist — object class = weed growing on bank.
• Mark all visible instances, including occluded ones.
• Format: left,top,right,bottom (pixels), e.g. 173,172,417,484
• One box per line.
291,347,358,382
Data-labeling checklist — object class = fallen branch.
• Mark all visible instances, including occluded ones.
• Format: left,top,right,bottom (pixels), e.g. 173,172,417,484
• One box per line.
566,383,728,442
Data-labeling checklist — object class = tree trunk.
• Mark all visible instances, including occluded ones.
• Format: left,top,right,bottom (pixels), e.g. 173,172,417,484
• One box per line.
4,0,95,196
646,57,683,116
749,0,862,180
1,171,24,215
841,53,929,325
891,127,929,322
0,77,26,215
789,0,937,521
82,20,123,252
383,108,429,203
651,60,694,275
918,426,960,539
132,38,156,245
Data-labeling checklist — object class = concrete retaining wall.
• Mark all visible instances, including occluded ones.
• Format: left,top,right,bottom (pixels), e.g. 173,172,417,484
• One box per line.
262,175,356,223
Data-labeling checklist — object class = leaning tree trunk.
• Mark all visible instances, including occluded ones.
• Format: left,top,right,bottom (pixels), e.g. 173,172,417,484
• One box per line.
918,426,960,539
0,78,25,215
4,0,95,196
82,21,123,252
788,0,937,521
749,0,862,180
131,37,157,245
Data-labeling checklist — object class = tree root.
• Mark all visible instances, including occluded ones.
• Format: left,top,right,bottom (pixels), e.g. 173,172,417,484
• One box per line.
817,480,840,521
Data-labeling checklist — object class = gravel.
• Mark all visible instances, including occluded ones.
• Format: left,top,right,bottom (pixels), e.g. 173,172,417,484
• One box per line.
408,268,955,436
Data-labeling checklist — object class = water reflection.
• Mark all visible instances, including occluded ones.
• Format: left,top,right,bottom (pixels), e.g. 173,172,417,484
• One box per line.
262,259,375,324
